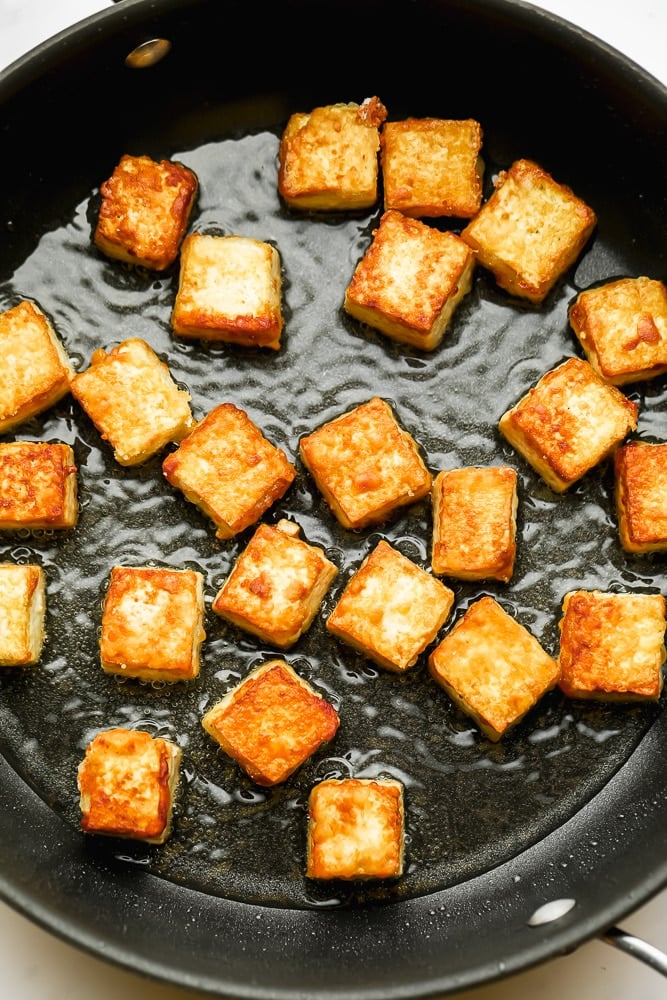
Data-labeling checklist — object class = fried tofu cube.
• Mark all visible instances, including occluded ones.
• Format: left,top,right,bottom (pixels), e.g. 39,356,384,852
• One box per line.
498,357,638,492
299,396,432,530
212,519,338,648
0,441,78,530
307,777,405,881
277,97,388,211
461,159,596,303
70,337,194,466
77,727,182,843
326,539,454,673
171,233,284,350
431,466,518,582
381,117,484,219
94,153,198,271
569,276,667,385
0,301,74,435
0,563,46,667
99,565,206,682
343,210,475,351
615,441,667,553
428,595,560,741
201,659,340,786
163,402,296,539
558,589,666,700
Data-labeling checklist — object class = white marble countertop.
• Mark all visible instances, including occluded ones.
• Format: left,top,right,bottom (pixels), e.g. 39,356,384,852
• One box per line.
0,2,666,998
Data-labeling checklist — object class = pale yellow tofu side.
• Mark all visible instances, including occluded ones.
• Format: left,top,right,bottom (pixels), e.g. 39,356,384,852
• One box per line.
0,563,46,667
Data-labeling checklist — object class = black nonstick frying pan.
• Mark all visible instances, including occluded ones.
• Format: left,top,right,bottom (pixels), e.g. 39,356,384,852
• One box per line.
1,1,666,998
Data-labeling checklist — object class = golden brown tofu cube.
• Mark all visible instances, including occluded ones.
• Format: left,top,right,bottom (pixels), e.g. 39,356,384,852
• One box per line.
558,590,666,701
299,396,432,530
201,659,340,786
307,777,405,881
344,210,475,351
428,595,560,741
100,565,206,682
171,233,284,350
94,153,198,271
326,539,454,673
0,301,74,434
278,97,388,211
431,466,518,582
212,519,338,648
163,402,296,539
569,276,667,385
381,117,484,219
0,441,78,530
498,357,638,492
461,159,596,303
77,727,182,843
615,441,667,553
70,337,194,466
0,563,46,667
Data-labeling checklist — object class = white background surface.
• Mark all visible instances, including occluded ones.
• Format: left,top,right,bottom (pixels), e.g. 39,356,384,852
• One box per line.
0,1,666,998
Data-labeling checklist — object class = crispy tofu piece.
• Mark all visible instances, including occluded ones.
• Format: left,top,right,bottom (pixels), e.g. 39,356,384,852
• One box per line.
428,595,560,741
431,466,518,582
307,777,405,881
326,539,454,673
381,117,484,219
461,159,596,303
278,97,388,211
498,357,638,492
162,402,296,539
558,589,666,700
343,210,475,350
212,519,338,648
100,565,206,682
0,563,46,667
299,396,432,529
77,727,182,843
171,233,284,350
615,441,667,553
201,659,340,786
0,301,74,434
70,337,194,466
94,153,198,271
0,441,78,530
569,276,667,385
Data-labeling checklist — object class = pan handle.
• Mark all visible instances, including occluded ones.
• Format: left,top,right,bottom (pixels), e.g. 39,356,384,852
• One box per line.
601,926,667,977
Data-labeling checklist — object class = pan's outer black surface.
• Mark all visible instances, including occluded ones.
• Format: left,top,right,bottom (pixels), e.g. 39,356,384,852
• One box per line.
1,0,666,997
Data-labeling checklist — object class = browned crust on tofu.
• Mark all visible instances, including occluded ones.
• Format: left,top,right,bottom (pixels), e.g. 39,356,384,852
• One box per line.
0,301,74,434
326,539,454,673
381,117,484,219
558,590,666,700
70,337,194,466
615,441,667,553
278,98,387,211
94,154,198,271
307,777,405,880
212,519,338,648
428,595,560,741
77,727,182,843
0,563,46,667
162,403,296,539
431,466,518,581
344,210,475,350
100,565,206,682
299,396,432,529
201,659,340,786
461,158,597,303
569,276,667,385
0,441,78,530
498,357,638,492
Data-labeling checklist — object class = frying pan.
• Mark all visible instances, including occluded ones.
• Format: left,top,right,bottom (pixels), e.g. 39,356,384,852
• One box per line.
0,1,666,997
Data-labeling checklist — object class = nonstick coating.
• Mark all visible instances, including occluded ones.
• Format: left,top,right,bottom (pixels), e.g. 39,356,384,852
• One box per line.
0,0,666,997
